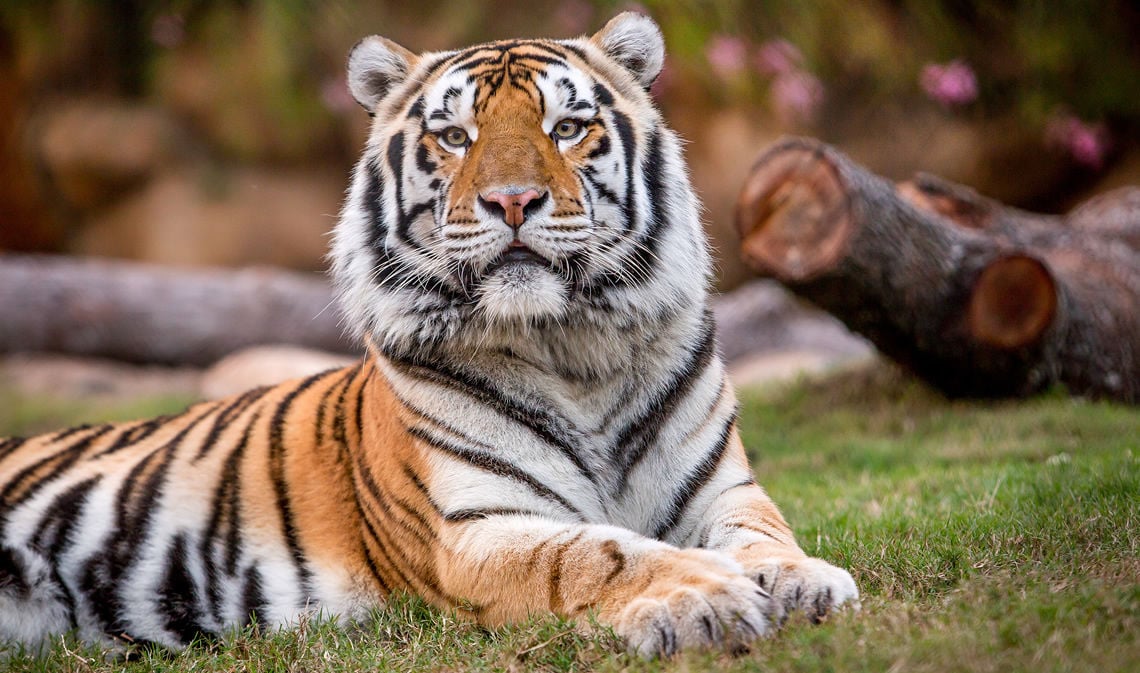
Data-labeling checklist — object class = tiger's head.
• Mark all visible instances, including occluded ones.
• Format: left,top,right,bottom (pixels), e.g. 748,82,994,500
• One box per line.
332,13,710,358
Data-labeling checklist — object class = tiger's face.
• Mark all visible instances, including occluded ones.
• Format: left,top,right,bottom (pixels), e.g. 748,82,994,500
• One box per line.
333,13,708,355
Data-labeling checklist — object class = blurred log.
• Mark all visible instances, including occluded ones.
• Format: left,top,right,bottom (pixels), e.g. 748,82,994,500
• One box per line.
735,137,1140,402
0,254,360,366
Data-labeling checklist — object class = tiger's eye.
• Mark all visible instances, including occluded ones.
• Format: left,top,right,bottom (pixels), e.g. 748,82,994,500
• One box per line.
440,127,469,148
552,119,582,140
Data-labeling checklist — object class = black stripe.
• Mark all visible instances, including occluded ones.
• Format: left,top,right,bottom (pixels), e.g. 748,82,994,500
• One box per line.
29,475,101,555
590,128,668,291
355,491,422,595
385,53,459,118
79,406,216,637
586,130,612,160
0,436,27,461
315,367,357,446
407,95,425,119
241,565,267,627
610,108,637,230
359,493,447,601
386,131,413,248
267,371,335,601
592,81,615,106
353,457,435,549
443,507,545,522
387,354,595,483
158,533,206,645
47,424,93,442
651,415,736,541
614,314,718,494
627,128,668,284
201,409,262,623
364,157,387,252
28,476,101,630
403,463,444,515
408,425,584,520
579,165,621,208
0,424,114,508
94,415,172,458
194,385,272,462
562,43,589,62
0,544,32,597
332,366,363,447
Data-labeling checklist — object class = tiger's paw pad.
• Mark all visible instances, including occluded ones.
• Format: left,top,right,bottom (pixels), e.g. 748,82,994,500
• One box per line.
613,569,771,658
747,557,859,625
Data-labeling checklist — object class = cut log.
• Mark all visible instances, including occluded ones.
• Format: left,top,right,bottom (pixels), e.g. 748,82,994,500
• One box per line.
1,254,844,373
735,137,1140,403
0,254,360,366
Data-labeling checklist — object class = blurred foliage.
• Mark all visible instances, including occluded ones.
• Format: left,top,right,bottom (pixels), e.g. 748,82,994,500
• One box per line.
0,0,1135,259
2,0,1136,162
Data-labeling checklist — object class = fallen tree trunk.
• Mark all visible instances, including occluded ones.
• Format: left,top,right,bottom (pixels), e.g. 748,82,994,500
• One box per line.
0,254,360,366
1,254,854,373
734,137,1140,402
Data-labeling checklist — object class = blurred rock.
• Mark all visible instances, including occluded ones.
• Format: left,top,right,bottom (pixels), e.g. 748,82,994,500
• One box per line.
35,100,185,210
199,345,358,400
712,280,874,366
76,166,345,269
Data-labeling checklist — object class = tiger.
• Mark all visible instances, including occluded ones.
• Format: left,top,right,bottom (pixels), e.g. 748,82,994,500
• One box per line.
0,12,857,658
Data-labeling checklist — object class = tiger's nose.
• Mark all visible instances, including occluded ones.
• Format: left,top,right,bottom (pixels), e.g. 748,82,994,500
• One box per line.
479,189,546,228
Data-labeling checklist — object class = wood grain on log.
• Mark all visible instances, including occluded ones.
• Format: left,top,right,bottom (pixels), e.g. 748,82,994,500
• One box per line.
735,137,1140,403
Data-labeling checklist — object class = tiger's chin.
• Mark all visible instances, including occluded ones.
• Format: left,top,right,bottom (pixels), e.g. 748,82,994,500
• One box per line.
475,264,569,324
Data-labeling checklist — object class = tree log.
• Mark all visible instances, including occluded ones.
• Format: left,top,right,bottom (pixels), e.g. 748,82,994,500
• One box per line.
735,137,1140,402
1,255,861,374
0,254,360,366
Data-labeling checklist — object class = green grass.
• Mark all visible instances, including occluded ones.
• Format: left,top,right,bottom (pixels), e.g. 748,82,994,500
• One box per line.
3,361,1138,672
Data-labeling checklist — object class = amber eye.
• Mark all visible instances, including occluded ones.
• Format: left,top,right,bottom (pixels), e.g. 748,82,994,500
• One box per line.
440,127,469,148
552,118,582,140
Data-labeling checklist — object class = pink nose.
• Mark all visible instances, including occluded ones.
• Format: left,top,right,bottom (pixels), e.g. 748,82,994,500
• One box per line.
481,189,543,227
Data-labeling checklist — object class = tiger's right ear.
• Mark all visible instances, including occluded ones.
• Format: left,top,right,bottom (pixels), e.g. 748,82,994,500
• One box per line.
347,36,418,113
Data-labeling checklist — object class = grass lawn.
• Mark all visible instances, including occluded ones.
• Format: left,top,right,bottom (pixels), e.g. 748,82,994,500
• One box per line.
3,360,1137,672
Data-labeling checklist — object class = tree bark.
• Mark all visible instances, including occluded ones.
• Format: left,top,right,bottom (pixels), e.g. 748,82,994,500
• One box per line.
0,254,360,366
734,136,1140,403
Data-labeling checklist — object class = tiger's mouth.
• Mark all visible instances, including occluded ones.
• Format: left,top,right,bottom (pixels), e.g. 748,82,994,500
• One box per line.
484,243,551,274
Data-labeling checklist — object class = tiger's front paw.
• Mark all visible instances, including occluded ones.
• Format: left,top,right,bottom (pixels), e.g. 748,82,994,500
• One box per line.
743,555,859,625
609,549,771,658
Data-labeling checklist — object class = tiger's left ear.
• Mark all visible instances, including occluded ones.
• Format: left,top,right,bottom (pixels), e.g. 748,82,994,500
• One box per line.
347,36,419,112
590,12,665,89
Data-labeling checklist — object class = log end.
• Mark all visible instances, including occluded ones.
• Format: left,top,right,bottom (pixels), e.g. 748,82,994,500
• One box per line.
968,255,1057,349
735,142,852,281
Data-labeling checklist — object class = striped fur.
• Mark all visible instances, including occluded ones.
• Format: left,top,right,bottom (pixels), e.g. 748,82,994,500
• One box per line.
0,13,856,657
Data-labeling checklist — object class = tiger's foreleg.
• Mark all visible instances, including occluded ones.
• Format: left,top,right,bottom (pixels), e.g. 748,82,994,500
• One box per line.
436,515,771,657
691,434,860,626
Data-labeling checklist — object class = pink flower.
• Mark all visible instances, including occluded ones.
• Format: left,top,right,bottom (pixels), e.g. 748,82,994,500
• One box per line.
321,76,357,113
770,71,825,124
753,39,803,77
554,0,594,35
150,13,185,49
1046,114,1111,170
920,60,978,107
706,35,749,79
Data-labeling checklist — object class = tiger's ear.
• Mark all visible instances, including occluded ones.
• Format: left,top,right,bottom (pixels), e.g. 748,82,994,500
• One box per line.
590,12,665,89
347,36,418,112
